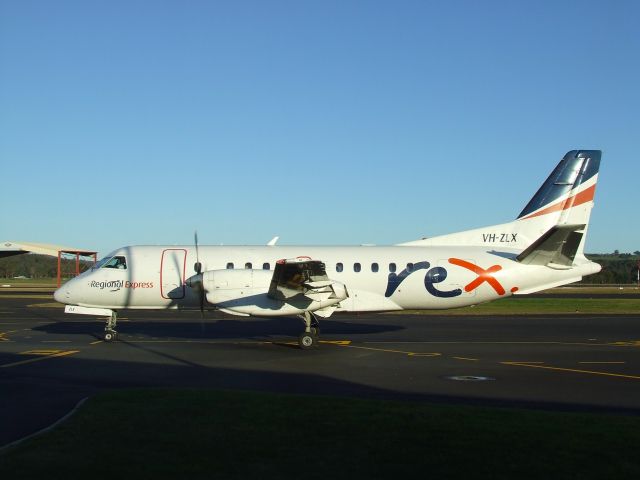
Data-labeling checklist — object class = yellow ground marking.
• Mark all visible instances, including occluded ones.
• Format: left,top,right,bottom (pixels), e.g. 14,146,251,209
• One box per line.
27,302,64,308
608,341,640,347
21,349,65,355
364,340,640,348
503,361,545,364
0,330,19,341
343,344,441,357
89,340,104,345
134,339,277,345
452,356,479,361
502,362,640,380
41,340,72,343
579,361,626,364
1,350,79,369
320,340,352,346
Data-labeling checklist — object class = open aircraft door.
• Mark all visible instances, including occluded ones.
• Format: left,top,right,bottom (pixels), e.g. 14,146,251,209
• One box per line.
160,249,187,299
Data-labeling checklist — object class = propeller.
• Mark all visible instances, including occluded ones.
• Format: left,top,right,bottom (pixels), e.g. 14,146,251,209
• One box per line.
194,230,202,275
190,231,205,318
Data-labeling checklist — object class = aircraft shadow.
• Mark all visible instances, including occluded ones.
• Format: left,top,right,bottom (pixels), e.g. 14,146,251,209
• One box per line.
33,316,405,340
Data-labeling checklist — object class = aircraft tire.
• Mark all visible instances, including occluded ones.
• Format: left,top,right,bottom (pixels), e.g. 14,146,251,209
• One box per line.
298,332,316,350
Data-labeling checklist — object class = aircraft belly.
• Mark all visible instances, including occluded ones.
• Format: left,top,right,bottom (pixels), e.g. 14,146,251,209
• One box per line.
345,289,402,312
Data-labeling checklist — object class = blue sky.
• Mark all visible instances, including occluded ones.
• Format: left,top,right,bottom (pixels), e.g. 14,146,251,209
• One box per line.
1,0,638,256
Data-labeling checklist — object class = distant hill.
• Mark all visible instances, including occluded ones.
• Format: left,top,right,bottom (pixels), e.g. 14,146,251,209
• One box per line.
585,253,640,284
0,252,638,284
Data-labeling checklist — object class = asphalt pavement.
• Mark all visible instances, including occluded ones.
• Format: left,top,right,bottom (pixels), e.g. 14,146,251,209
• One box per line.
2,294,640,447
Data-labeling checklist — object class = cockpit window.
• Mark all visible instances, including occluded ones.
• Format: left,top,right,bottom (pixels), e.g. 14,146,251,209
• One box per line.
93,256,114,270
102,256,127,269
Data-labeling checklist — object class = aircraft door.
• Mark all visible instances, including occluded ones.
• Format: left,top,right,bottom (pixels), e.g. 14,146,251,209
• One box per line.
160,249,187,299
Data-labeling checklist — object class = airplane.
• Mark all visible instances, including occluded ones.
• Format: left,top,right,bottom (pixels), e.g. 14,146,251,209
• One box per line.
54,150,602,349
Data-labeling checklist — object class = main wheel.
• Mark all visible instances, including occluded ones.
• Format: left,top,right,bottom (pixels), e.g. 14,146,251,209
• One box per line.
298,332,316,349
104,331,116,342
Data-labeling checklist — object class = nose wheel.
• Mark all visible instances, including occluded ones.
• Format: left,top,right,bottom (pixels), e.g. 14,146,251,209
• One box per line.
298,311,320,349
104,311,119,342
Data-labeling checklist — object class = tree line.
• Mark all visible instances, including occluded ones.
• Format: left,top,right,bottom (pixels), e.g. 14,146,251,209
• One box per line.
0,254,93,279
1,252,639,284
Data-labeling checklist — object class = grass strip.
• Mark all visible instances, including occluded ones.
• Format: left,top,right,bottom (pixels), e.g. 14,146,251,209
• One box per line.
1,389,639,479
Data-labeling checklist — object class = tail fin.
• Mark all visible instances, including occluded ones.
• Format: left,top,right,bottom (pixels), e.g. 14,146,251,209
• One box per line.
517,150,600,226
399,150,601,255
514,150,600,264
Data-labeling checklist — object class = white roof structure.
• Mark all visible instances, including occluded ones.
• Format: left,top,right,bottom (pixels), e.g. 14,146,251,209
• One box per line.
0,241,96,258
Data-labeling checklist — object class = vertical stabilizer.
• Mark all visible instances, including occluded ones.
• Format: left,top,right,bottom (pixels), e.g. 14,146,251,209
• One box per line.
516,150,600,259
517,150,600,226
399,150,601,253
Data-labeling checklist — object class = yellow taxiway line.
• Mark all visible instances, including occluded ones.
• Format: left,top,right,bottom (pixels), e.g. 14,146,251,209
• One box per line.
0,350,79,369
502,361,640,380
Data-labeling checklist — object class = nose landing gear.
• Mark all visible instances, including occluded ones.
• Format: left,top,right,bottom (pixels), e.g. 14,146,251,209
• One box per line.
104,311,118,342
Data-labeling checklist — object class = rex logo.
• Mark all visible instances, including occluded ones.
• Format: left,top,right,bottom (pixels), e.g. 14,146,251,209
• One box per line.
384,258,516,299
448,258,517,295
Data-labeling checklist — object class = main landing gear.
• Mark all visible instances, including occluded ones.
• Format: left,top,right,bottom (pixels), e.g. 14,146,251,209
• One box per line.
298,311,320,349
104,311,118,342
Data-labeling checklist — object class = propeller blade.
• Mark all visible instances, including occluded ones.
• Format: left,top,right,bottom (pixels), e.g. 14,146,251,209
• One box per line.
194,231,205,317
194,230,202,274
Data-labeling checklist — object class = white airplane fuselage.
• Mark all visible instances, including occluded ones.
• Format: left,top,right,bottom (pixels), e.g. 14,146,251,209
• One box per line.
54,244,598,313
53,150,603,347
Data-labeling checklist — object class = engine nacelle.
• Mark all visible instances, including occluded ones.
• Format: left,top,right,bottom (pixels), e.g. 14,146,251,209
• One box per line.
202,269,272,305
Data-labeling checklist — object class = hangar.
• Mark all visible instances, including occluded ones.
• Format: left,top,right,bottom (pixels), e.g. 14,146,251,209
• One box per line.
1,241,97,285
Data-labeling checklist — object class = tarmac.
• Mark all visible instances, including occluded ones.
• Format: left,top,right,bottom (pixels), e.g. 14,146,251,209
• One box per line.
1,292,640,447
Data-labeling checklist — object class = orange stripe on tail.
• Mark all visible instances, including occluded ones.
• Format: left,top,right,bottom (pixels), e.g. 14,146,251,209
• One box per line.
521,183,596,220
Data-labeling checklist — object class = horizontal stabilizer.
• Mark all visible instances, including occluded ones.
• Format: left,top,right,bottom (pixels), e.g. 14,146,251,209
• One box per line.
516,224,585,268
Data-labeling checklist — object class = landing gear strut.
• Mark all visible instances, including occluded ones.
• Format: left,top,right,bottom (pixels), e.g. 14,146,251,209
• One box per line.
298,311,320,349
104,311,118,342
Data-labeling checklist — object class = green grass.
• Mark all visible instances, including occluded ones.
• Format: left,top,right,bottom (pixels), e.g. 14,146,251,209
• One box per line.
396,297,640,315
1,389,639,479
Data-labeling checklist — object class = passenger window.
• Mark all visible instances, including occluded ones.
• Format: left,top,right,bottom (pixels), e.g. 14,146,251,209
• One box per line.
406,262,414,272
389,263,396,273
371,262,379,272
245,262,252,269
354,263,361,273
226,262,234,269
263,263,270,270
336,262,343,273
103,256,127,270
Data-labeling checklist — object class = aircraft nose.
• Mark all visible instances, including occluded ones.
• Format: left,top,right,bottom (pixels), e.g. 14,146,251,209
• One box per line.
54,285,70,304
